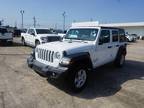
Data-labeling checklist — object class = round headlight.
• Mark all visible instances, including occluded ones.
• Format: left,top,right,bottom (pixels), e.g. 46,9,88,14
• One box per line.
55,52,61,59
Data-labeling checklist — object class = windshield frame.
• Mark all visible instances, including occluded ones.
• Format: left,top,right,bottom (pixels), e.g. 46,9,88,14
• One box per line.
65,28,98,41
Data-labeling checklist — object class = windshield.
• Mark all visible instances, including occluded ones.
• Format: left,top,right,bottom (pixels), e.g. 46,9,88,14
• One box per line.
36,29,52,34
21,29,27,33
65,28,98,41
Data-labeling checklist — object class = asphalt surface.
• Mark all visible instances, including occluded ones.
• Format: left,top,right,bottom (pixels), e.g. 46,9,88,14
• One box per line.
0,38,144,108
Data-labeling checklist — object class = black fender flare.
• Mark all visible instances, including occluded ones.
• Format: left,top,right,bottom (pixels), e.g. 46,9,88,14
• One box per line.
66,52,93,69
118,45,127,55
116,45,127,60
35,39,40,43
21,36,24,40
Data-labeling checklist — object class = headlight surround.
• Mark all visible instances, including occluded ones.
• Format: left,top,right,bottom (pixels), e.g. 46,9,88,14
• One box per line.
30,48,35,58
60,57,71,65
55,52,61,59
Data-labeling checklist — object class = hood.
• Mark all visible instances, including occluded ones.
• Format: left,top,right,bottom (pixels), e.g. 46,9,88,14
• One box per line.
37,34,59,38
37,40,94,55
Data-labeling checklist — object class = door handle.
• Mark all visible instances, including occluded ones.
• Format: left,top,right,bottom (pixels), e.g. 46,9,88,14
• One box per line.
116,45,119,47
108,46,112,48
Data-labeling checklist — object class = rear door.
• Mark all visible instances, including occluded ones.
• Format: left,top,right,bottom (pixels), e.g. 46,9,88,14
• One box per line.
111,30,119,60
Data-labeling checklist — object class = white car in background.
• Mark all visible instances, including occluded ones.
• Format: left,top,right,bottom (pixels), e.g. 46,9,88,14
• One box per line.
126,34,136,42
58,33,66,38
21,28,61,47
140,35,144,40
0,28,13,44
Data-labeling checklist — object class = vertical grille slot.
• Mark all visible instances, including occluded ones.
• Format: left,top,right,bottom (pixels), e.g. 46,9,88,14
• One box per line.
46,50,49,61
37,48,54,63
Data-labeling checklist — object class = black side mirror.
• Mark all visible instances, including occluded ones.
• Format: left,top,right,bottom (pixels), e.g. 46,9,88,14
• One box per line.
99,37,103,45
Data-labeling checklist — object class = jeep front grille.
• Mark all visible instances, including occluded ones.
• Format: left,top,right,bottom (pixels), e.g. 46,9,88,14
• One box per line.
36,48,54,62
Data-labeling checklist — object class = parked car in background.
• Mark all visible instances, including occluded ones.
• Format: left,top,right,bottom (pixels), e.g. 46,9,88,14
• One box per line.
126,34,137,42
131,34,139,39
140,35,144,40
58,33,66,38
52,29,66,38
13,29,21,37
0,28,13,44
21,28,61,47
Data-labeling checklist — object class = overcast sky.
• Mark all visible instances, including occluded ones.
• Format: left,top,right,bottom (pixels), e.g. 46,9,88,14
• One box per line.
0,0,144,29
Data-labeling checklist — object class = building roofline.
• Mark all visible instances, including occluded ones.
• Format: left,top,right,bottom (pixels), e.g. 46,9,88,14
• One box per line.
100,22,144,27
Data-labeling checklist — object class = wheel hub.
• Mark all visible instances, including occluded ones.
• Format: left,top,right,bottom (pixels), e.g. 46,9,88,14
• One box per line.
74,69,87,88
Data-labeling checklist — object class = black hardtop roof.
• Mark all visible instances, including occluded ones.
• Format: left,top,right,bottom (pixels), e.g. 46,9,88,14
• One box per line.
100,26,124,30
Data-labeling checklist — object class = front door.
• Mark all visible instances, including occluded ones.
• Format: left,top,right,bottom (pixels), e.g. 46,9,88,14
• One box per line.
28,29,36,46
93,29,113,67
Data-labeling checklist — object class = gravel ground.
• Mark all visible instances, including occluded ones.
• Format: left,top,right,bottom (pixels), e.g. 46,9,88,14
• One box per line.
0,38,144,108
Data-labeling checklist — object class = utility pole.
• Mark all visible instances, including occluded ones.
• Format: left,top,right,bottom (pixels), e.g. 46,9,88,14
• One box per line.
14,21,17,28
20,10,24,29
73,20,76,23
90,18,93,22
55,23,57,30
33,16,36,28
0,19,4,26
62,11,66,31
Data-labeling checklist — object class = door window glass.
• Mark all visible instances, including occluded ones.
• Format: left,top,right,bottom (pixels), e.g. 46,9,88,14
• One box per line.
112,30,118,42
99,30,110,44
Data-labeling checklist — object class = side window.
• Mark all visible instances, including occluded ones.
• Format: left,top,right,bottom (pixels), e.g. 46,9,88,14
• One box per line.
112,30,118,42
28,29,32,34
99,30,110,44
119,29,126,42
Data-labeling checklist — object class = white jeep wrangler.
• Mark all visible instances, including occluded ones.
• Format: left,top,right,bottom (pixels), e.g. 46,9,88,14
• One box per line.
27,22,127,92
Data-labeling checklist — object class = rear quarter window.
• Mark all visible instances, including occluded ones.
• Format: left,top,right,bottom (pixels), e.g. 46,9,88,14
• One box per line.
112,30,118,42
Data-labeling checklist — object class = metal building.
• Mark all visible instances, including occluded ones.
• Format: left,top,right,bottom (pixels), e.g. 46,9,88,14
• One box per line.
101,22,144,36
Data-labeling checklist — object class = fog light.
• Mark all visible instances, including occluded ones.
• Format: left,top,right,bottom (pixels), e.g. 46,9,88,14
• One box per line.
52,72,56,76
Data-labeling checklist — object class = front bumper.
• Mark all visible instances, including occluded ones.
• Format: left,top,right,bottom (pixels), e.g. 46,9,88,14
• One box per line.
27,56,68,79
0,38,13,41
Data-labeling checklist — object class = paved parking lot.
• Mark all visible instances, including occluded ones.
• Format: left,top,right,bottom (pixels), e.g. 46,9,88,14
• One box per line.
0,38,144,108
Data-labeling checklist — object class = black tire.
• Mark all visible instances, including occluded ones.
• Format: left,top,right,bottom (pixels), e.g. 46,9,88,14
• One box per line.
35,40,40,47
21,38,26,46
114,53,125,67
68,65,88,92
